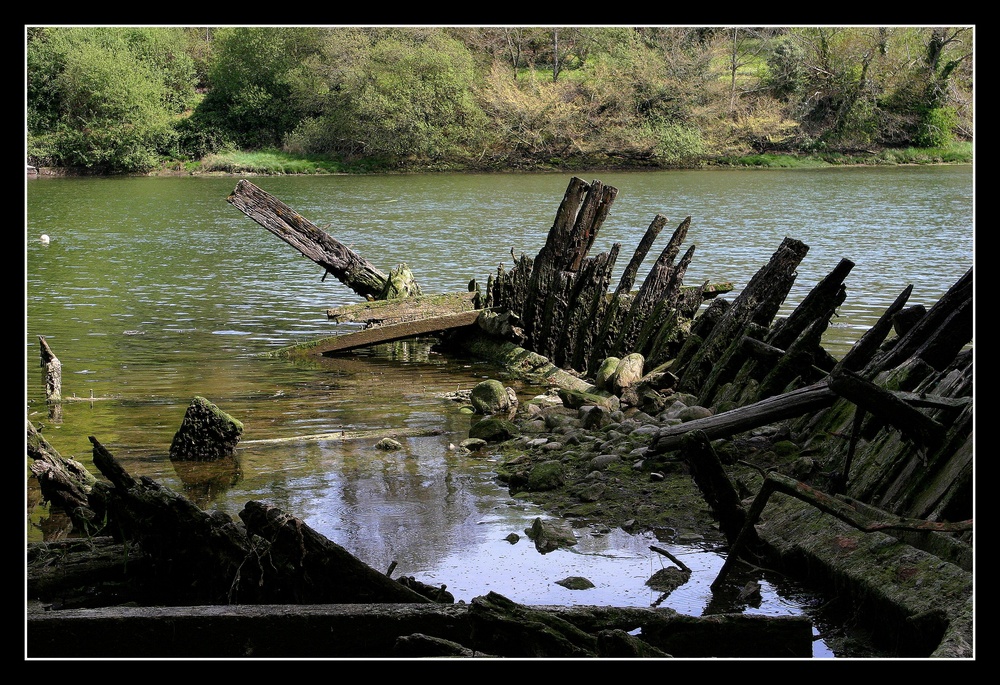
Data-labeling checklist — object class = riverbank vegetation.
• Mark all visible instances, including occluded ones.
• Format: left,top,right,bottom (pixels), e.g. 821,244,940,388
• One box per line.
26,26,973,175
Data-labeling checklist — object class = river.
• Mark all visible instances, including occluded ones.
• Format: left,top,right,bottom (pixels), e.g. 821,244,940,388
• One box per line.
25,166,974,658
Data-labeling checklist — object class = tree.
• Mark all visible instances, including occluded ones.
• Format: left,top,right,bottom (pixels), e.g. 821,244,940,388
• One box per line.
195,26,324,148
27,27,196,172
283,28,489,163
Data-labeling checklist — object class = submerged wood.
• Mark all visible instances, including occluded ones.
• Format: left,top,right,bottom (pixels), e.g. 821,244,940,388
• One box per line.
240,425,444,446
273,310,483,357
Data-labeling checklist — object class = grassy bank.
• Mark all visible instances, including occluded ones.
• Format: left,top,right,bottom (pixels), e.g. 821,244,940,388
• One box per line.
152,142,972,177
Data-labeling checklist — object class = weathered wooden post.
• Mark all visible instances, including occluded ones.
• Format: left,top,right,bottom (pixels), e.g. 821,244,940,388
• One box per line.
39,336,61,404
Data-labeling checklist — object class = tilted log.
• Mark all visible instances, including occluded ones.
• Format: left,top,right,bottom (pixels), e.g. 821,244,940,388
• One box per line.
767,257,854,351
755,318,832,399
630,243,696,358
521,178,618,357
613,214,668,297
834,284,913,373
651,381,838,454
587,217,686,371
561,247,620,372
681,430,760,547
827,368,947,449
27,420,99,533
614,219,693,356
238,501,432,605
227,179,413,300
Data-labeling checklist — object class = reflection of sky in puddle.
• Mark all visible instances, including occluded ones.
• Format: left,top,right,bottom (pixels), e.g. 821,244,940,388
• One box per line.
388,505,834,658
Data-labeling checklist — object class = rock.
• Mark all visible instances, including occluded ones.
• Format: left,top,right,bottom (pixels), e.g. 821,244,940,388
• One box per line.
677,405,713,422
594,357,620,391
577,482,606,502
168,396,243,461
589,454,621,471
375,438,403,451
470,379,516,415
610,353,645,395
525,517,577,553
469,417,520,442
527,460,565,491
555,576,595,590
645,566,692,593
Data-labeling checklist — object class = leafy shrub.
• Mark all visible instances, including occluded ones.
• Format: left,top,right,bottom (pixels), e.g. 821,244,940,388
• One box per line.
915,106,958,148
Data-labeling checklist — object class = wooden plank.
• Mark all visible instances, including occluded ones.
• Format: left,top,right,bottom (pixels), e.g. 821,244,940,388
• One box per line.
325,291,478,326
278,310,484,357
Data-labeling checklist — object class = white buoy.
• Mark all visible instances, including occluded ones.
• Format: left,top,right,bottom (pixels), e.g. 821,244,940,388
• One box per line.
40,234,50,245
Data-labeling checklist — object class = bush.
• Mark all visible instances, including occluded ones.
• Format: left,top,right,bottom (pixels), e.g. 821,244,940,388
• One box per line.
915,106,958,148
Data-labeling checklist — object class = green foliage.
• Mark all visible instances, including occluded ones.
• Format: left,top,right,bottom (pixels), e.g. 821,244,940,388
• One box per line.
649,122,705,163
713,153,829,168
915,106,958,148
27,26,973,174
765,35,808,100
27,27,197,173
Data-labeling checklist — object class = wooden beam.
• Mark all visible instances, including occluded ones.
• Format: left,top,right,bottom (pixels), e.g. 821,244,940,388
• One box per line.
275,310,484,357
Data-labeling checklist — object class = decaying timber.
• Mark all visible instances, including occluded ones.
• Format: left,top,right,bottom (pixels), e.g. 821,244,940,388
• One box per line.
274,309,483,357
325,291,479,325
85,435,432,606
26,593,814,658
226,179,420,300
482,179,728,376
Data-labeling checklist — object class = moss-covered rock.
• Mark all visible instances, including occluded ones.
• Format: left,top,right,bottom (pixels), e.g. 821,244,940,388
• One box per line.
470,379,515,415
169,396,243,461
527,460,565,491
469,416,520,442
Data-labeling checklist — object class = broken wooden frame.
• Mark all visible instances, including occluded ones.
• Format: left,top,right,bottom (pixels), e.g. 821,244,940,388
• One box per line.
711,471,973,591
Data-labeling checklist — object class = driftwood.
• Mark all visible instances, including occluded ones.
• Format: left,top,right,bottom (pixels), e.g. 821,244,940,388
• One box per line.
27,421,99,534
227,179,420,300
651,381,838,454
325,291,478,326
26,592,813,658
240,425,444,447
484,177,731,377
673,237,810,404
681,430,758,547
